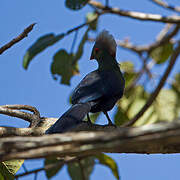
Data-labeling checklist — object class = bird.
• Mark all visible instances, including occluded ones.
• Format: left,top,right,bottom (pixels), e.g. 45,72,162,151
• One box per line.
46,30,125,134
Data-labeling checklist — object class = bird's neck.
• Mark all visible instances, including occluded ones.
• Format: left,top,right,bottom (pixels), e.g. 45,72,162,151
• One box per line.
97,52,119,71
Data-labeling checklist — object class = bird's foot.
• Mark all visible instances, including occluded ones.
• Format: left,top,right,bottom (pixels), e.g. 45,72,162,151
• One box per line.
87,113,92,125
87,120,93,126
107,121,116,127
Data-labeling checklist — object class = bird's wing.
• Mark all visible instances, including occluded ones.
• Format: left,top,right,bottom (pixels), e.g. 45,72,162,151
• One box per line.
71,70,122,104
72,70,105,104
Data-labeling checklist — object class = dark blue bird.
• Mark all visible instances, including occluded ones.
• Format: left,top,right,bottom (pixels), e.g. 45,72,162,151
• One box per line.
46,30,125,134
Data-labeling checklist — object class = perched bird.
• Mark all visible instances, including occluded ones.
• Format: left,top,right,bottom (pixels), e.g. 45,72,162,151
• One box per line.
46,30,125,134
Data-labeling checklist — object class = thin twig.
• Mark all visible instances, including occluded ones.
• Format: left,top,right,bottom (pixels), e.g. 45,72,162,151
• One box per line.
123,41,180,127
34,172,38,180
88,0,180,23
150,0,180,13
88,24,180,54
147,24,180,53
22,163,28,173
0,23,36,55
105,0,109,7
70,30,79,53
139,53,152,79
66,13,99,36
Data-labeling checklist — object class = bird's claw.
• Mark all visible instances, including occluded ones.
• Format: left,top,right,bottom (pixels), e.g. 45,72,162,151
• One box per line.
107,122,116,127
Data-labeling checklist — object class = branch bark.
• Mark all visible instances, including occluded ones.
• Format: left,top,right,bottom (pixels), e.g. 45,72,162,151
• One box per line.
150,0,180,13
0,105,41,127
88,1,180,23
89,24,180,54
1,120,180,162
0,23,36,55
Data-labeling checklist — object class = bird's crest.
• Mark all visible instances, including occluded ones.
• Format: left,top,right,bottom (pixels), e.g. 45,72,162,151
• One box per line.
95,30,117,57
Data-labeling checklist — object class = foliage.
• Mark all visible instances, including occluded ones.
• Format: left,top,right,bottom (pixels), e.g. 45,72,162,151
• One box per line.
43,154,119,180
95,154,120,180
51,49,79,85
23,33,64,69
1,0,180,179
150,42,174,64
0,160,24,179
68,157,95,180
66,0,89,10
44,157,64,179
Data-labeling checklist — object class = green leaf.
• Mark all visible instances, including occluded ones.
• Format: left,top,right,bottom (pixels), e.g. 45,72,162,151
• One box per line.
0,172,5,180
118,83,180,126
117,86,157,126
44,157,64,179
84,112,101,123
120,61,137,87
0,160,24,179
0,163,14,180
172,73,180,93
86,12,98,30
120,61,134,72
171,73,180,117
150,42,173,64
66,0,89,10
51,49,79,85
95,154,120,180
154,89,179,122
23,33,64,69
114,107,129,126
67,157,95,180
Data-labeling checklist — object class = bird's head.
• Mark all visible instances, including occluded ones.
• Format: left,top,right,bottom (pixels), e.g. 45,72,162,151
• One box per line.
90,30,117,61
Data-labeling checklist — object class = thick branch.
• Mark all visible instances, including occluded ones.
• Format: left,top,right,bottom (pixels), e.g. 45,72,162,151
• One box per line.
1,121,180,161
88,1,180,23
0,23,35,55
0,122,116,137
0,127,45,137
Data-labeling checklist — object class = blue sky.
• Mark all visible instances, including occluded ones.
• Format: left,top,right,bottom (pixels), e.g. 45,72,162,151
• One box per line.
1,0,180,179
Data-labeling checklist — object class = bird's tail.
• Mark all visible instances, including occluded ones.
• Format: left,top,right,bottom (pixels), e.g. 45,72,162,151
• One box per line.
45,102,91,134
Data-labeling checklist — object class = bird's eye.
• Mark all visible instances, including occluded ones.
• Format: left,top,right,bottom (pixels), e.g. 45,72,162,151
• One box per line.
95,48,99,53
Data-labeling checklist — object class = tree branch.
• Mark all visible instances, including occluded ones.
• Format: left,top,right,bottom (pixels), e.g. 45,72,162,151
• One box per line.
1,120,180,162
88,1,180,23
88,24,180,54
0,127,45,137
0,105,41,127
0,122,118,137
150,0,180,13
124,41,180,126
0,23,36,55
1,104,40,117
